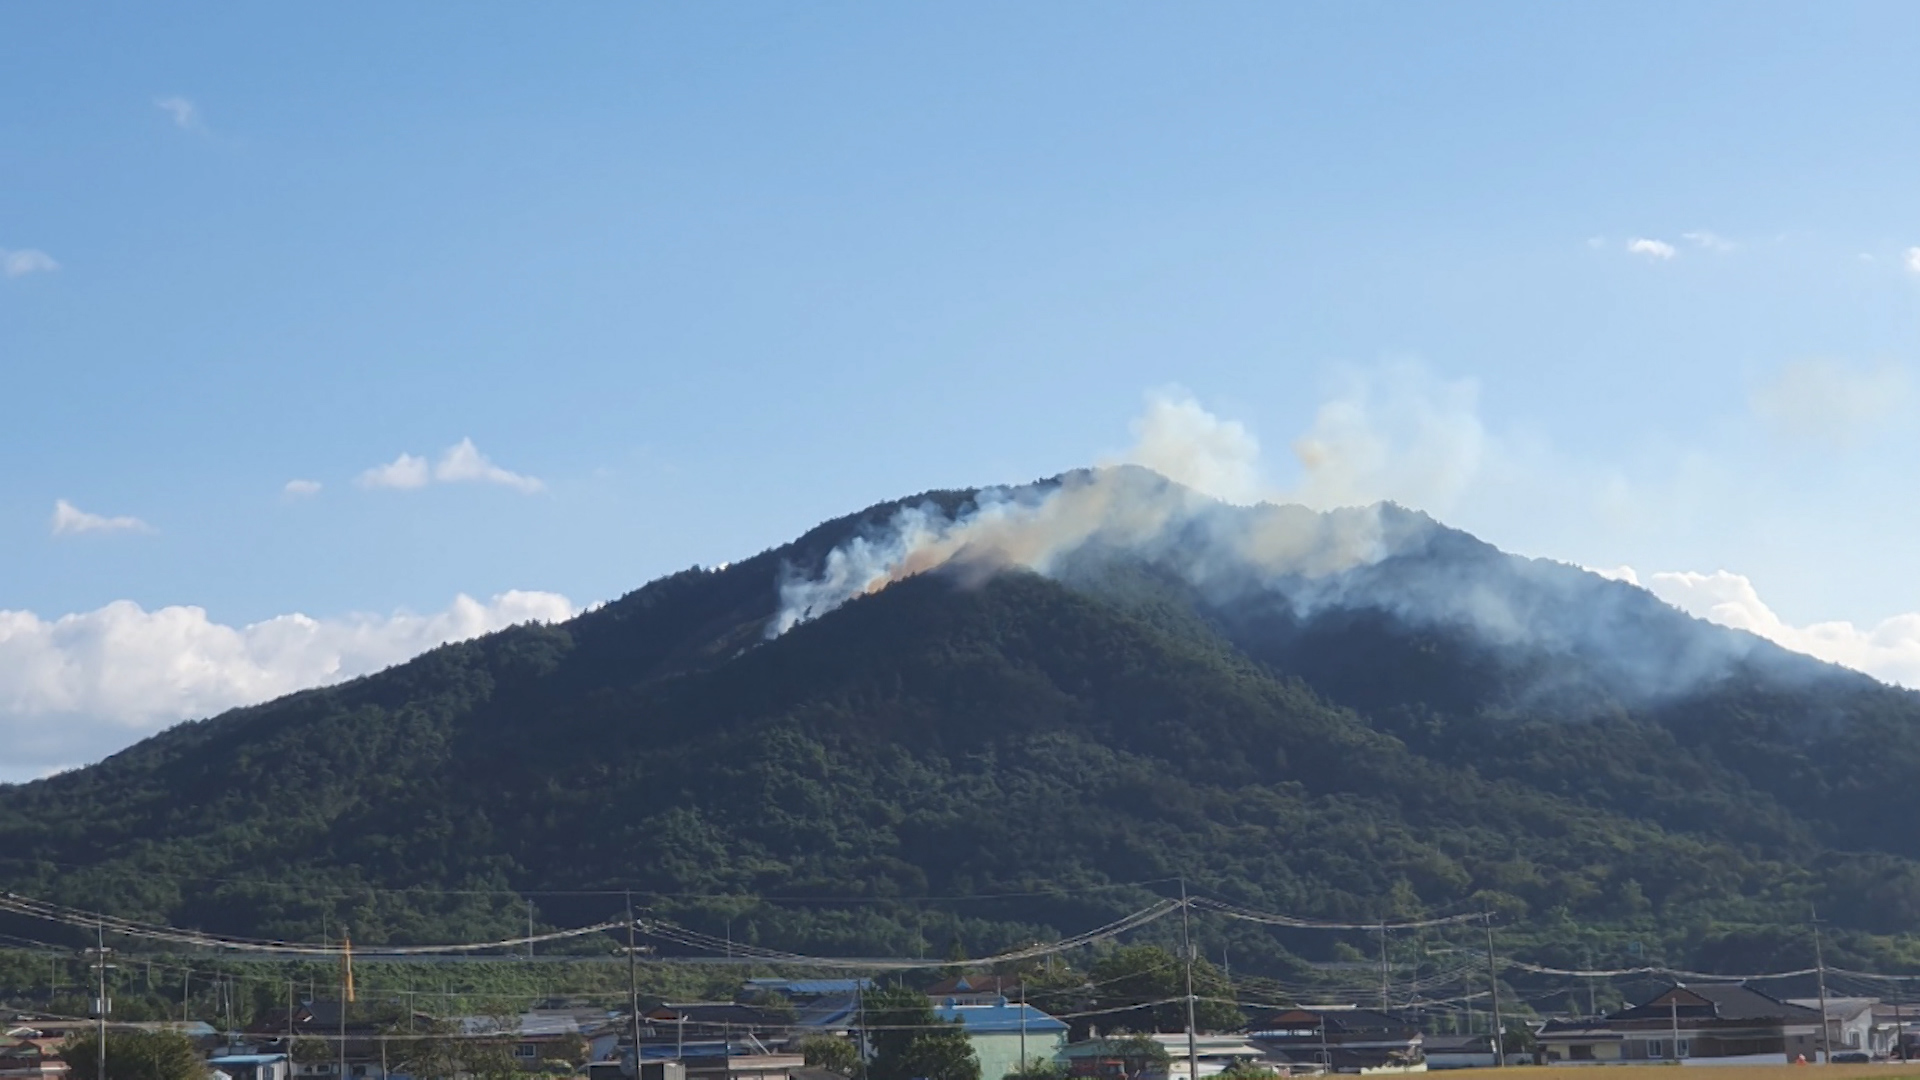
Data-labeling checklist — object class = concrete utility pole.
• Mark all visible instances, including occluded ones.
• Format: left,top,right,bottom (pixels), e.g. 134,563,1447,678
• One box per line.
92,920,108,1080
1179,878,1198,1080
1379,922,1390,1012
338,926,349,1080
1017,980,1027,1070
627,892,641,1078
1668,994,1680,1062
1482,913,1504,1067
1813,906,1833,1065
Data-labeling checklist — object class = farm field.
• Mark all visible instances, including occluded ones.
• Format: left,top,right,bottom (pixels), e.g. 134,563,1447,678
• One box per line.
1443,1060,1920,1068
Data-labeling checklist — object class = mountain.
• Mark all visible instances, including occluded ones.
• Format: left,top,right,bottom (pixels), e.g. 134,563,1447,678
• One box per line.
4,466,1920,975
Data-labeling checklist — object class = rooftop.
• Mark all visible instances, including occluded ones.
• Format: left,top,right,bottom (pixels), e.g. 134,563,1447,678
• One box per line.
931,1002,1067,1035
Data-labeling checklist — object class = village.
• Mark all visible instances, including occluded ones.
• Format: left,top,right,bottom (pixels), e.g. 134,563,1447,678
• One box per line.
1,972,1913,1080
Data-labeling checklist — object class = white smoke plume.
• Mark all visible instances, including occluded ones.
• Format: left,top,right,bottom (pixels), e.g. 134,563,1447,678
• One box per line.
770,390,1398,636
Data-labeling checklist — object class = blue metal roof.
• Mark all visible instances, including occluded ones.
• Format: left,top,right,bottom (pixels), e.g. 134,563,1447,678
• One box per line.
744,978,873,996
210,1055,290,1066
933,1003,1067,1035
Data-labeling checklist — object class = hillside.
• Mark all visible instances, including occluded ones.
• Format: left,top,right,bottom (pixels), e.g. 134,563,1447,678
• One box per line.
4,468,1920,975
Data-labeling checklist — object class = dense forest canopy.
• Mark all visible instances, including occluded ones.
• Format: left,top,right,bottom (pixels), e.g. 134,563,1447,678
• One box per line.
4,469,1920,978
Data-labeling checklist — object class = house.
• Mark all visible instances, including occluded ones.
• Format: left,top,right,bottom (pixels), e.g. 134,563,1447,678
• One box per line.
207,1053,293,1080
932,1001,1069,1080
1247,1008,1424,1074
1418,1035,1496,1071
1786,998,1886,1058
1532,1019,1624,1065
925,977,1027,1007
633,1040,803,1080
1872,1003,1920,1060
0,1038,67,1080
1538,983,1822,1065
246,1001,421,1080
454,1008,610,1071
741,980,871,1004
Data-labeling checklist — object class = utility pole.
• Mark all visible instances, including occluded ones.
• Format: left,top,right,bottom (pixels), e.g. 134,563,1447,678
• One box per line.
91,920,109,1080
1379,922,1390,1012
855,982,868,1080
1018,980,1027,1070
1482,913,1505,1068
1813,906,1833,1065
627,892,641,1078
528,902,535,962
1668,995,1680,1062
338,926,349,1080
1179,878,1198,1080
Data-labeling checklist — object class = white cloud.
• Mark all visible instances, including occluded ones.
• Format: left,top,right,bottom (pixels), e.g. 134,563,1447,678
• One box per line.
154,95,201,131
282,479,322,497
1681,230,1735,252
1627,237,1677,260
357,439,543,494
1631,569,1920,689
1749,358,1909,443
1,248,59,278
50,499,150,536
356,452,432,490
1905,247,1920,274
433,437,545,493
0,590,575,783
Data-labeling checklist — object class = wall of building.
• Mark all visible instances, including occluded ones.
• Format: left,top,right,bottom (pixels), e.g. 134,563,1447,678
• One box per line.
970,1031,1067,1080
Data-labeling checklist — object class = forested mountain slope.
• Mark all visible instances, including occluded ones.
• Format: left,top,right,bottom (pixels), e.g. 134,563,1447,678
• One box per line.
3,470,1919,974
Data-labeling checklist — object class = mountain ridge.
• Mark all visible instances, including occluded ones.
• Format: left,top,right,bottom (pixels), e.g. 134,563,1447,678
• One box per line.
4,468,1919,974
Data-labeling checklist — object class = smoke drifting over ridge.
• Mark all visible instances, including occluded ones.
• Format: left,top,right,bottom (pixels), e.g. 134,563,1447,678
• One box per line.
771,388,1424,636
769,387,1898,710
770,465,1401,636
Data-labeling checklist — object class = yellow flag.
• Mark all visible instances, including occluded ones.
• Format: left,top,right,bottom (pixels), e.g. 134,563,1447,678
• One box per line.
342,930,355,1003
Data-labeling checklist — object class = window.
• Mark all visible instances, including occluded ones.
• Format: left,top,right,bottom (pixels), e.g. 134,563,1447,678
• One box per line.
515,1044,538,1061
1648,1040,1665,1059
1677,1040,1690,1058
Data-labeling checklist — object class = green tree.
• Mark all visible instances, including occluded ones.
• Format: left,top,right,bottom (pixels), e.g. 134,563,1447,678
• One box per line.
1003,1060,1067,1080
796,1034,860,1075
61,1030,200,1080
862,985,980,1080
1085,1035,1167,1077
1087,946,1242,1033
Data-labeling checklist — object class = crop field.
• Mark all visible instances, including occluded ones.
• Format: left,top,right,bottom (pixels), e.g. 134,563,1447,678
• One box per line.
1443,1060,1920,1068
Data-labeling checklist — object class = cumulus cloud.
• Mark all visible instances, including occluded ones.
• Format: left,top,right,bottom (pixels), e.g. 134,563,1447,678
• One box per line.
357,452,432,490
1627,238,1677,260
2,248,59,278
1906,247,1920,275
1749,358,1909,443
433,438,545,493
0,590,575,782
154,96,201,131
357,439,543,493
1681,230,1735,252
1633,569,1920,689
282,479,322,497
50,499,150,536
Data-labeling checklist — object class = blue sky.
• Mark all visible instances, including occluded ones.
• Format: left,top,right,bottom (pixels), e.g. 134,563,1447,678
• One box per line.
6,3,1920,777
